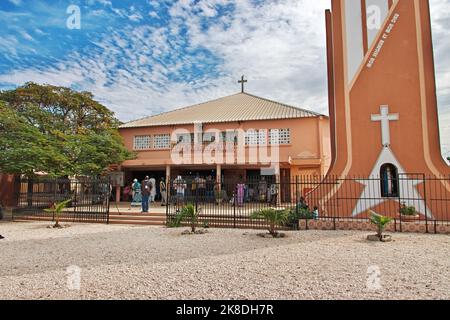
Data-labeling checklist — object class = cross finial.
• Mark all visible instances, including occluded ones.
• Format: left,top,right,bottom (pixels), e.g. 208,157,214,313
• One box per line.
238,75,247,93
371,105,399,147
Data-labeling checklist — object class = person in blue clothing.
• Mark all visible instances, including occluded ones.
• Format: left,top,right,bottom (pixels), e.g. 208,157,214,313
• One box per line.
141,176,152,213
313,206,319,220
131,179,142,207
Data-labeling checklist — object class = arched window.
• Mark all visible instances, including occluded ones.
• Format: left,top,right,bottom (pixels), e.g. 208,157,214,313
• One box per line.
380,164,399,198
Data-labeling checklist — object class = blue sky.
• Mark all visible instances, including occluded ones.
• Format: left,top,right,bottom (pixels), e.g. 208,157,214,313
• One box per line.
0,0,449,158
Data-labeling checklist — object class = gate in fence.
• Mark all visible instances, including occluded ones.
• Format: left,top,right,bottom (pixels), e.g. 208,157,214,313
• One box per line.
12,177,111,224
166,177,299,230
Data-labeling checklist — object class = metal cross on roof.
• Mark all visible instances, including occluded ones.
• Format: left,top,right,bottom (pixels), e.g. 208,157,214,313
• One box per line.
238,75,248,93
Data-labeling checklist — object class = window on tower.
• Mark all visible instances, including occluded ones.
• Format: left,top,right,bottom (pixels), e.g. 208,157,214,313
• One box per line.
380,163,399,198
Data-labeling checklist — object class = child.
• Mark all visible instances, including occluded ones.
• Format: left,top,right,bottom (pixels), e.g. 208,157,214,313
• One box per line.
313,206,319,220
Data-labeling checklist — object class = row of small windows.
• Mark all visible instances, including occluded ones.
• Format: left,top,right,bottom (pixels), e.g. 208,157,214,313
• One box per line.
133,129,291,150
133,134,171,150
245,129,291,145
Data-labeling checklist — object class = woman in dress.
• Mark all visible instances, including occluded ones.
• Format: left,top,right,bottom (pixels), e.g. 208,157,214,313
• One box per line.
236,182,245,207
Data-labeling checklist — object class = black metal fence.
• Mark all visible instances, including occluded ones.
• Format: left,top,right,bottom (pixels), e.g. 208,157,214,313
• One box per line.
297,174,450,227
13,177,111,223
166,177,298,230
166,174,450,232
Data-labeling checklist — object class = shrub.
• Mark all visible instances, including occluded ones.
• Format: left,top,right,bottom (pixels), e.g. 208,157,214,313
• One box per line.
399,203,417,216
44,199,72,228
251,208,289,237
285,206,314,229
169,204,199,233
369,210,393,241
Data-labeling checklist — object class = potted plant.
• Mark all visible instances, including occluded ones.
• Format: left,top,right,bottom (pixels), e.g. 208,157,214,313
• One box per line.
399,203,420,221
367,210,393,242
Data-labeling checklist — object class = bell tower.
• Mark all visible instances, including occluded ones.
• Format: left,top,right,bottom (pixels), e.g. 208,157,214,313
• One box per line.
322,0,449,219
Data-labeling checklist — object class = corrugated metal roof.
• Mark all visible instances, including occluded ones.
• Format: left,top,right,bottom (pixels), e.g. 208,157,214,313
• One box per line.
119,92,323,129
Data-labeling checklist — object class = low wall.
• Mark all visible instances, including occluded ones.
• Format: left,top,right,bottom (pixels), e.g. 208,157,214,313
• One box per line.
299,219,450,234
0,207,13,221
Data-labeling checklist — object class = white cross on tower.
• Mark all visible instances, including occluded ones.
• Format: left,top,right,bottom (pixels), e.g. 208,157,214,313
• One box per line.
371,105,399,147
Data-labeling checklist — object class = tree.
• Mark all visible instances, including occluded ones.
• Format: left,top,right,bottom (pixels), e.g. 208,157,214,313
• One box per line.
0,102,68,177
0,83,133,177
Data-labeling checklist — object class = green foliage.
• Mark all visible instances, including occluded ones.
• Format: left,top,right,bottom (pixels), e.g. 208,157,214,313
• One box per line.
399,203,417,216
44,199,72,228
0,102,68,176
44,199,72,215
0,83,134,177
286,207,313,229
369,210,393,240
251,208,289,236
169,204,199,233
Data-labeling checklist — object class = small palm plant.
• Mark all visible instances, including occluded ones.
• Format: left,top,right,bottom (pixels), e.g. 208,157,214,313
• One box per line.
44,199,72,228
369,210,393,241
171,204,199,233
251,208,289,237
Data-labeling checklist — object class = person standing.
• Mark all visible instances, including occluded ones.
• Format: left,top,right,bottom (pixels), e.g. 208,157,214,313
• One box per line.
173,176,186,206
123,184,132,203
149,178,157,203
236,182,245,207
160,178,167,206
269,183,279,206
131,179,142,206
258,178,267,202
141,176,151,213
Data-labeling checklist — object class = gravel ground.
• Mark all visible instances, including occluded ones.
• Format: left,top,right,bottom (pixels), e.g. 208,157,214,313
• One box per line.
0,221,449,300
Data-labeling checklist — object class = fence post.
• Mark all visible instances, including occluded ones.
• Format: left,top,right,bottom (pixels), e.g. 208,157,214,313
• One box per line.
422,174,429,234
233,183,237,228
295,176,299,218
195,181,199,216
74,179,78,223
165,177,170,226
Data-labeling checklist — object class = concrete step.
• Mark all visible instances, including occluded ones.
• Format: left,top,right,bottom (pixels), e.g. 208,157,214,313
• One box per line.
109,220,165,226
113,213,166,217
109,215,166,222
14,216,104,224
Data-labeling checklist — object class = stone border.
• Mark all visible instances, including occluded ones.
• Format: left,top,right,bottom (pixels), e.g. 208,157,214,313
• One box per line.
299,219,450,234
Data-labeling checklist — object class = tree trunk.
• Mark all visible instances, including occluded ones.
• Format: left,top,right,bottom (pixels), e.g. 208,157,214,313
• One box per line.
54,214,61,228
269,222,275,236
27,178,34,207
378,226,383,241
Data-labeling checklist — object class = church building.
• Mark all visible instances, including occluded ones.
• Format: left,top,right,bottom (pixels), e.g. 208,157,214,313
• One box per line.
117,84,331,198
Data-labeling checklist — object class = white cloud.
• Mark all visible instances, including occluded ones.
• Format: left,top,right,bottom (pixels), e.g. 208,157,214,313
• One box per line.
8,0,22,6
0,0,448,156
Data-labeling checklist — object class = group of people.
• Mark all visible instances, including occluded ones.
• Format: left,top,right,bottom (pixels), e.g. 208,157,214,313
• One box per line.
297,197,319,220
121,174,294,213
123,176,168,213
